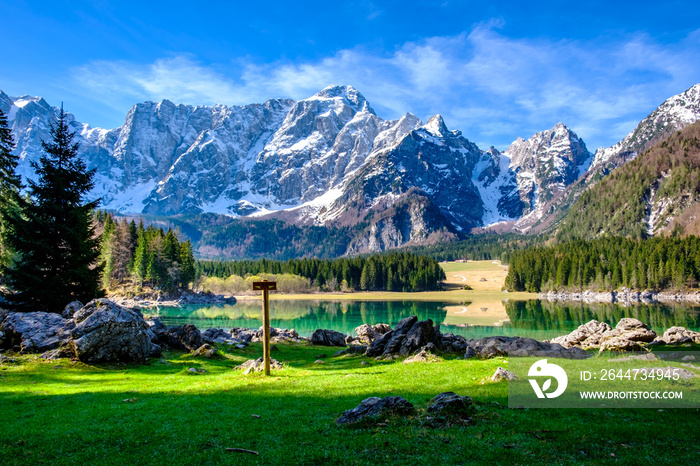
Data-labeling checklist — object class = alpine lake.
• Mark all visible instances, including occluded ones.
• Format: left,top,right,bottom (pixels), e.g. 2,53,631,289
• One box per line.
145,261,700,339
144,297,700,341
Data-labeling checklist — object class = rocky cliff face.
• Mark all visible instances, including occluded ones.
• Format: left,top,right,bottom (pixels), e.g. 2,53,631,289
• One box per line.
4,82,700,253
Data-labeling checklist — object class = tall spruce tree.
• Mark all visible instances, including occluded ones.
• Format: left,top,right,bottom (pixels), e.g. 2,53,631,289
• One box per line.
0,108,22,274
4,105,104,311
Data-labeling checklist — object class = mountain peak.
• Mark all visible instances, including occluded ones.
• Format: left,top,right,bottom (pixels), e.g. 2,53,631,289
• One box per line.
308,85,374,114
423,114,449,137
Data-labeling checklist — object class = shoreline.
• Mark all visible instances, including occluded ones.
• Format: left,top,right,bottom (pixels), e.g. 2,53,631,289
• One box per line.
540,289,700,305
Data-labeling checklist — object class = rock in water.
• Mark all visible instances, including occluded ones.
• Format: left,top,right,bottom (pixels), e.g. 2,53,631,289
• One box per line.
310,329,347,347
336,396,414,424
69,299,160,363
427,392,474,417
0,311,74,353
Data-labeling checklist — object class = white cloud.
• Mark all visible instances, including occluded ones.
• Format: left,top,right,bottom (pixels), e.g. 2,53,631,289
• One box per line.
72,25,700,149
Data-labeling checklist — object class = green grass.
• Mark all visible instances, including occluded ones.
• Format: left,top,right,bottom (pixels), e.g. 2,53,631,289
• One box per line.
0,344,698,465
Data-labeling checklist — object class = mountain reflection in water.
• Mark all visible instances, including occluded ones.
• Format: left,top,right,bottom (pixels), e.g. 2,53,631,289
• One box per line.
146,299,700,340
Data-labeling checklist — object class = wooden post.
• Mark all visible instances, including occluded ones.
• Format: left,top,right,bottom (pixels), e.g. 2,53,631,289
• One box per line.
252,280,276,376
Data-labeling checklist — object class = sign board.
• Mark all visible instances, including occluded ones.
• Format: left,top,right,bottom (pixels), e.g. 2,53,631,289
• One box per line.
252,281,277,291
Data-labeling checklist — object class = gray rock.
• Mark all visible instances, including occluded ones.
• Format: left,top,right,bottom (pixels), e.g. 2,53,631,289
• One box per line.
187,367,206,374
310,329,347,347
427,392,474,417
236,357,284,374
464,336,588,359
61,301,83,319
167,324,203,351
336,396,414,424
201,327,239,345
69,299,161,363
355,323,392,345
0,311,74,353
192,344,217,358
403,348,441,364
550,320,612,349
655,326,700,345
491,367,518,382
366,316,442,357
598,319,656,352
551,318,656,352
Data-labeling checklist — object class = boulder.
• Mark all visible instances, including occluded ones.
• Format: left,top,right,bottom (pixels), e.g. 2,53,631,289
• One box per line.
441,332,468,353
491,367,518,382
192,344,217,358
598,318,656,352
426,392,474,417
336,396,414,424
654,327,700,345
550,320,612,349
202,328,239,345
310,329,347,347
235,357,284,374
0,311,74,353
167,324,203,351
69,299,160,363
366,317,442,357
355,323,392,345
403,348,441,364
61,301,83,319
464,336,588,359
551,318,656,352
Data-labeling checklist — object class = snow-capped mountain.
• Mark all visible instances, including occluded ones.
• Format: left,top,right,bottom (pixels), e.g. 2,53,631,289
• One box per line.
591,83,700,173
506,123,593,232
3,83,700,253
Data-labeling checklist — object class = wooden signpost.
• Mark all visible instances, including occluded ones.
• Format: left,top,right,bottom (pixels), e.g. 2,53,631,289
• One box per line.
252,280,277,375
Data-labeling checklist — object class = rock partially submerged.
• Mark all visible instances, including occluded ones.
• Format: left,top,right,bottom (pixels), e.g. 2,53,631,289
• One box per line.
69,299,161,363
336,396,414,424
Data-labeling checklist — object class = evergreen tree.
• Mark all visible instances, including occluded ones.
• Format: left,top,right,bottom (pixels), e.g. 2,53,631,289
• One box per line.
3,106,103,311
0,108,21,274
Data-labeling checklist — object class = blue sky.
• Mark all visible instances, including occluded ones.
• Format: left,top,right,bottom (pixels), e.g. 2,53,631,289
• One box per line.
2,0,700,150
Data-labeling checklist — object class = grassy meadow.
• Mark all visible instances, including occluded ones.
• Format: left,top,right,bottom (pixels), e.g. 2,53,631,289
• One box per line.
1,343,699,465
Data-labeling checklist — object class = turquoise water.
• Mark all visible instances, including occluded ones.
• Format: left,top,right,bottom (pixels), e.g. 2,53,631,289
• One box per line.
144,299,700,341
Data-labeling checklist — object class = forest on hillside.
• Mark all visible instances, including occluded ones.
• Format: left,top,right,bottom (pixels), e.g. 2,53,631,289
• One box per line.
505,236,700,292
558,121,700,241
